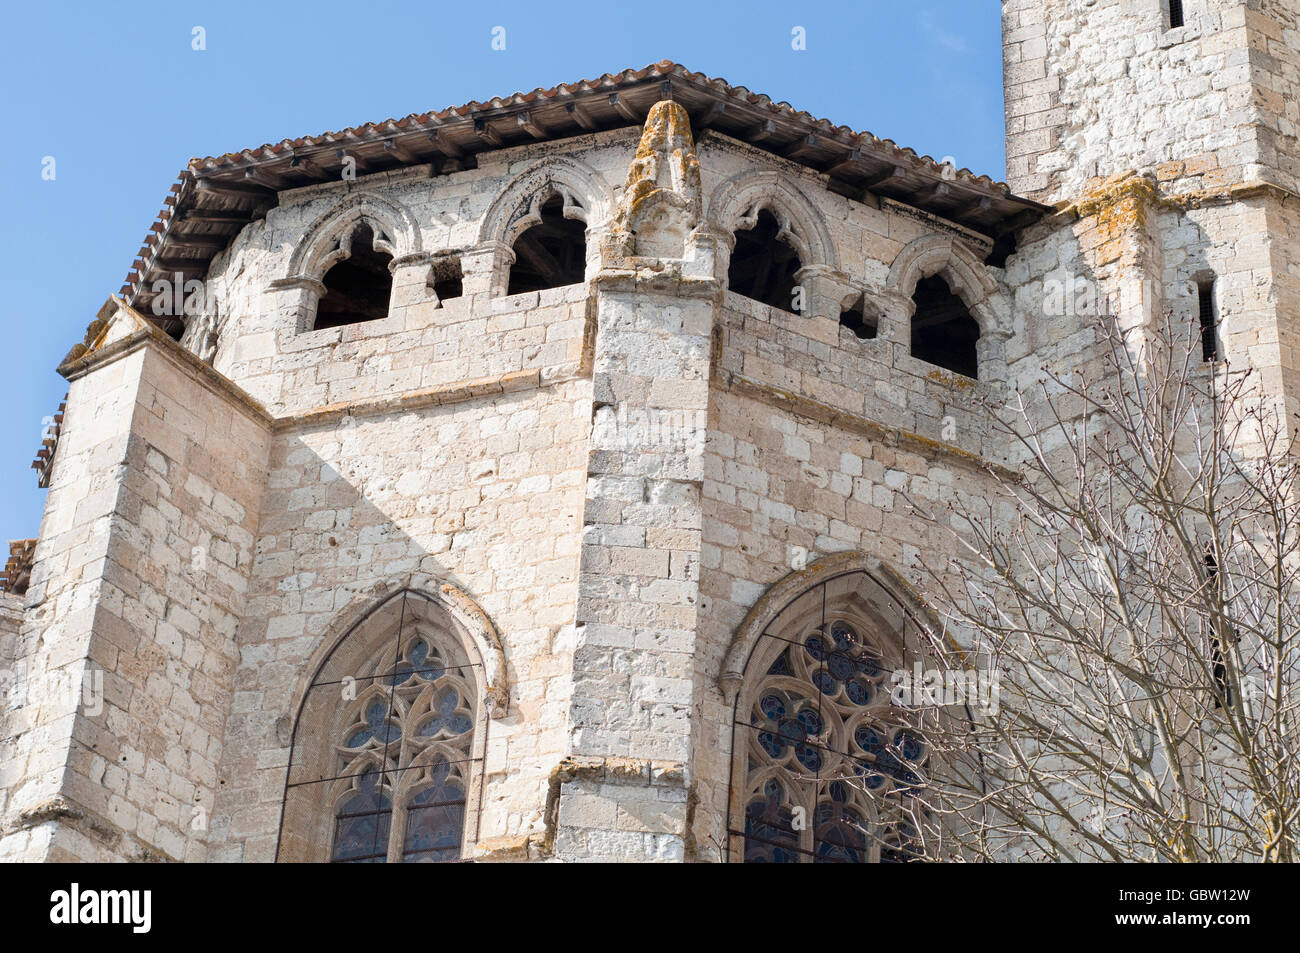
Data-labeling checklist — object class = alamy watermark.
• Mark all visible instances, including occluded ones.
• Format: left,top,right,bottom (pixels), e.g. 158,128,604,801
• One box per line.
889,662,1000,715
1,664,103,717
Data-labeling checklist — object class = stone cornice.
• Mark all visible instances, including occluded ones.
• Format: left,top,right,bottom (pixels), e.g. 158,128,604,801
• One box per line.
1054,172,1300,223
274,368,548,433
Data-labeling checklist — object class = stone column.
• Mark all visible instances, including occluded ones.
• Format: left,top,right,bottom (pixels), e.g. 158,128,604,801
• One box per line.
796,264,857,347
552,100,716,861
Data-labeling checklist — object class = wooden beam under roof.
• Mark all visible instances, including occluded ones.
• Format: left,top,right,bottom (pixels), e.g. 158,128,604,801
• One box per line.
951,194,995,219
783,133,822,163
516,111,547,139
826,147,862,177
428,128,463,158
163,233,231,250
336,147,370,174
744,119,779,144
565,101,597,131
383,138,420,163
696,100,726,131
473,117,503,147
195,177,275,200
861,164,908,190
242,167,284,190
289,153,328,177
178,207,254,224
152,256,211,272
608,92,639,123
914,181,953,206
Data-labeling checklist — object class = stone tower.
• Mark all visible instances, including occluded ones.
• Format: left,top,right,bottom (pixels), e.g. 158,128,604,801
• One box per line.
1003,0,1300,418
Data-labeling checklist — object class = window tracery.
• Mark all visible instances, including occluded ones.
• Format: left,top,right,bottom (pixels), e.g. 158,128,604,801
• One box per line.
278,590,487,863
731,572,932,863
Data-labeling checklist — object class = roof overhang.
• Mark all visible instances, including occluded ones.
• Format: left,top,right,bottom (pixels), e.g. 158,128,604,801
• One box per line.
122,61,1049,318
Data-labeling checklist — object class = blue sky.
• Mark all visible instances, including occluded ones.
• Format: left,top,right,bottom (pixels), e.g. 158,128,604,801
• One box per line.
0,0,1006,543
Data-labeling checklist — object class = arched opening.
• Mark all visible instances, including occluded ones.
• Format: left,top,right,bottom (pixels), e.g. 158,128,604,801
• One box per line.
728,208,803,313
276,590,487,863
728,568,933,863
315,222,394,329
910,274,980,378
506,194,587,295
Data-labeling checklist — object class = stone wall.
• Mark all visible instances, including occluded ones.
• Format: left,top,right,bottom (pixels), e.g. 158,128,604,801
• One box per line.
0,329,271,862
213,379,590,860
1003,0,1300,203
7,13,1295,858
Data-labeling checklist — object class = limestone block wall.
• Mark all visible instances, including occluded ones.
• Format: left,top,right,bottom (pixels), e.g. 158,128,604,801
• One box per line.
1250,0,1300,195
0,592,26,827
1264,197,1300,420
189,130,638,416
688,381,1009,855
0,346,154,861
210,379,590,861
185,125,1040,861
555,275,714,862
716,294,1005,465
0,335,271,862
1003,0,1291,203
5,97,1159,863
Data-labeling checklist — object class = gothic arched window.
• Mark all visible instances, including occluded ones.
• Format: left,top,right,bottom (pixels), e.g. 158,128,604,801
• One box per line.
506,192,587,295
910,274,980,379
314,221,394,330
277,590,489,863
728,207,804,313
729,570,932,863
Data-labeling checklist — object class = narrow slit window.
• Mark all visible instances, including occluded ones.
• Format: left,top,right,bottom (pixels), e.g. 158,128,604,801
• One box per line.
1198,280,1217,362
1168,0,1185,28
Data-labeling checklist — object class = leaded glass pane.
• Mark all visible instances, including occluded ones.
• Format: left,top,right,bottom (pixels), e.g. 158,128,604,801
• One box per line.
736,589,932,863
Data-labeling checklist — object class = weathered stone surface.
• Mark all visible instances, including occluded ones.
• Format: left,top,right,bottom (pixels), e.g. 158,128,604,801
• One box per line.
4,4,1296,861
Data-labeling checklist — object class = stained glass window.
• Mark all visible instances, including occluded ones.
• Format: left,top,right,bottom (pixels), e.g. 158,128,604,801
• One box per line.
733,574,931,863
330,633,476,862
278,590,485,863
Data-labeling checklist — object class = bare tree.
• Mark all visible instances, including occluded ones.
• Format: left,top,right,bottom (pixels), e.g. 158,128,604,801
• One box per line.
890,308,1300,862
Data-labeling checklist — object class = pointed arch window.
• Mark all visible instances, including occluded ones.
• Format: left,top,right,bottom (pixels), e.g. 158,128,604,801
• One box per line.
506,191,587,295
911,274,980,378
728,207,804,313
277,590,488,863
314,221,394,329
728,570,933,862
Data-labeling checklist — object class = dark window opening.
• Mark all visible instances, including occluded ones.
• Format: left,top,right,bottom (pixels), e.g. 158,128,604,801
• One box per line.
506,195,587,295
315,223,393,329
431,256,463,306
839,295,877,340
910,275,980,379
728,209,803,313
1204,551,1232,709
1168,0,1185,29
1198,280,1217,362
987,230,1017,269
